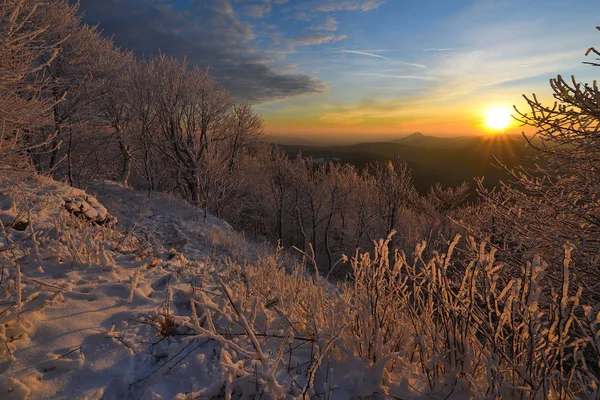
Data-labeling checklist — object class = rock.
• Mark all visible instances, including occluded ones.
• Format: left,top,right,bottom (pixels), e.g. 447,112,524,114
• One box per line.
63,195,116,226
65,197,92,213
83,207,99,220
86,196,108,220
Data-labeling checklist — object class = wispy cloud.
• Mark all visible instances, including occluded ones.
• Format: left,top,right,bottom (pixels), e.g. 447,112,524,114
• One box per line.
335,49,388,59
243,3,272,18
311,0,386,12
308,16,338,31
292,32,347,46
395,61,427,69
319,96,429,124
294,11,312,21
422,48,454,52
359,72,434,81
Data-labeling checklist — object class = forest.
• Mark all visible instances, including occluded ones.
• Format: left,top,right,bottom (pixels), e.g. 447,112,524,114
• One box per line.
1,1,600,399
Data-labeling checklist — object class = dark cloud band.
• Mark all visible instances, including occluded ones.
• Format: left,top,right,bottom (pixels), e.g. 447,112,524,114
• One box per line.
76,0,325,103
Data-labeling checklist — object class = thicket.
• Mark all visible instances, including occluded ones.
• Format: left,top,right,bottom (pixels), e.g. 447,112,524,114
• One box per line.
1,2,599,398
0,0,471,271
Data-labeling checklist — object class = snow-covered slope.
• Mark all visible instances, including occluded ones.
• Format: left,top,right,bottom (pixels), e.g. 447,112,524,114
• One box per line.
0,173,243,399
2,172,597,399
85,180,236,259
0,173,400,400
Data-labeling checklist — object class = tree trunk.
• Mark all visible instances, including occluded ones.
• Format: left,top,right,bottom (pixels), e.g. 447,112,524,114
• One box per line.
324,228,333,271
66,126,73,186
117,134,132,186
49,122,61,170
49,89,63,171
142,131,154,192
294,199,308,251
277,188,283,244
188,174,201,207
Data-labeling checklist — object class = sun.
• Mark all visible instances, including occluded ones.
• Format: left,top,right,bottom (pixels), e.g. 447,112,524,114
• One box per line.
484,107,512,131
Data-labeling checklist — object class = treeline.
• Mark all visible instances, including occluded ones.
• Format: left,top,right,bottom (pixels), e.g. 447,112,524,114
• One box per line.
3,0,600,288
0,0,475,271
3,2,600,395
0,1,262,206
239,152,473,271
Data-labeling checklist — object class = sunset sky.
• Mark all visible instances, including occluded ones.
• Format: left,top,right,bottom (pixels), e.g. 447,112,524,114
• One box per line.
79,0,600,142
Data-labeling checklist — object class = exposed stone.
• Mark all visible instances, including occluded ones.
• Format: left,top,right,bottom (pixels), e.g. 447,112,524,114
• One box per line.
63,195,117,226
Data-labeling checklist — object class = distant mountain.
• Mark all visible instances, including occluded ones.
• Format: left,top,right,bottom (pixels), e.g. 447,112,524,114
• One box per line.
392,132,481,149
266,135,333,147
281,134,537,198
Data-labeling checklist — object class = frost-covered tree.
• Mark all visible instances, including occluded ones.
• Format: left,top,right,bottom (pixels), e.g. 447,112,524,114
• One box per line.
0,0,59,163
373,157,415,234
478,27,600,289
223,101,263,172
151,55,231,205
95,50,137,186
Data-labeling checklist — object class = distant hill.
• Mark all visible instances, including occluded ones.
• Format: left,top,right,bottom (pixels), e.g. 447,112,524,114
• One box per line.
391,132,481,149
280,133,537,198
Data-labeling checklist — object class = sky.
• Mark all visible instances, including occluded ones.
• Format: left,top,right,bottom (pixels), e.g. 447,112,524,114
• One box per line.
77,0,600,142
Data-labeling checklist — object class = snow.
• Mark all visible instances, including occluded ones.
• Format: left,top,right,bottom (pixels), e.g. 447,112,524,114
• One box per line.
3,173,406,399
6,172,578,399
0,173,245,399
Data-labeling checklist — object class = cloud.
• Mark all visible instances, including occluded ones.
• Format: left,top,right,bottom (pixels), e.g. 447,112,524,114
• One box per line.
399,62,427,69
422,48,455,52
319,96,429,124
427,48,582,100
334,49,387,59
309,16,338,31
76,0,325,103
243,3,271,18
292,32,347,46
294,11,312,21
359,73,434,81
387,61,427,68
309,0,385,12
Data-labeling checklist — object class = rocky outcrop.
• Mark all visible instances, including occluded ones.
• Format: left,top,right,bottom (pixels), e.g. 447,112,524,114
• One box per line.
63,195,117,225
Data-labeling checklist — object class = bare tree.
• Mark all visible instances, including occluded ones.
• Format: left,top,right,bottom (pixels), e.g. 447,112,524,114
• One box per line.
152,55,233,205
96,50,137,186
31,0,119,183
127,58,158,191
0,0,59,164
224,101,263,172
478,27,600,290
372,156,416,235
263,145,294,244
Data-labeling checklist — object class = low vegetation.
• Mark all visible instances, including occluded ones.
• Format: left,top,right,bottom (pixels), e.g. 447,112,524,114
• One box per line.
1,1,599,398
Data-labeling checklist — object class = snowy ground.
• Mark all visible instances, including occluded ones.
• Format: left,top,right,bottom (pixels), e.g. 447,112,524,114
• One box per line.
2,172,596,399
1,173,414,400
0,173,242,399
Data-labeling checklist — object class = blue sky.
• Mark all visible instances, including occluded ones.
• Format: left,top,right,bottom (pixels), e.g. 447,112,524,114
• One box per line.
79,0,600,140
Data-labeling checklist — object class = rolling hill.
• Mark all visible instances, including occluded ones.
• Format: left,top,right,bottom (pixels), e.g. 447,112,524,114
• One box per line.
279,133,537,196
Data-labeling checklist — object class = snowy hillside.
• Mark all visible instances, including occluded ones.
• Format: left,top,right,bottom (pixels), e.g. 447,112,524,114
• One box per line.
0,173,398,399
1,172,598,399
0,173,246,399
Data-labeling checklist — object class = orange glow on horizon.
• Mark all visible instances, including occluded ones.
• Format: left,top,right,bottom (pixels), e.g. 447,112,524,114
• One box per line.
258,98,532,141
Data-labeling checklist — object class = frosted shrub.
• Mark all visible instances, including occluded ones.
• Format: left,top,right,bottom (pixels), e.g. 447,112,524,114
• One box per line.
174,229,600,399
341,233,599,398
339,232,408,389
